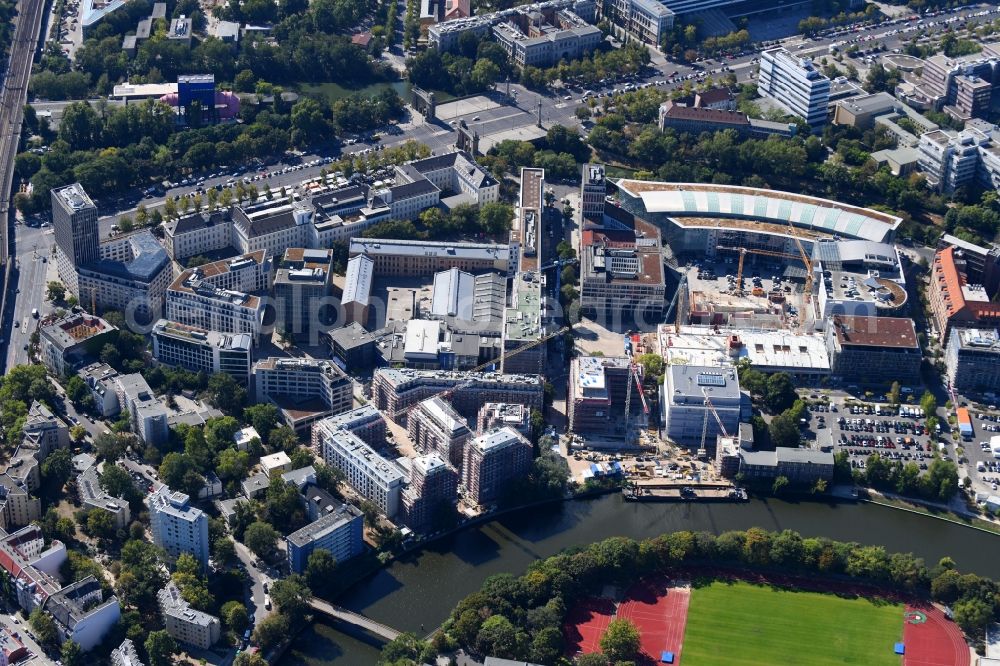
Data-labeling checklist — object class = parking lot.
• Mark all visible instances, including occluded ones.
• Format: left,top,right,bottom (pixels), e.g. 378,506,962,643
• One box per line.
960,407,1000,497
819,400,937,473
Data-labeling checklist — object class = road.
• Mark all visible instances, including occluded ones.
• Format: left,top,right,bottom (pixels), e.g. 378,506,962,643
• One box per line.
5,223,55,371
0,607,56,665
233,540,273,630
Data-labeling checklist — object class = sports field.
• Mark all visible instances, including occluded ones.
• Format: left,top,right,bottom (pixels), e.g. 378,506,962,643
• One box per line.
682,580,904,665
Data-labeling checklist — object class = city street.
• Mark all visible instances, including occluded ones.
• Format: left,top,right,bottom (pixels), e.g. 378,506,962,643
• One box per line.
4,222,56,372
233,540,273,629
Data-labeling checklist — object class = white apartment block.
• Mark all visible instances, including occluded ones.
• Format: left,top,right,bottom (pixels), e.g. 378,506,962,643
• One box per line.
151,319,253,384
157,581,221,649
917,127,1000,193
45,576,121,651
313,417,405,518
253,357,354,433
147,486,210,569
114,374,168,447
758,47,831,128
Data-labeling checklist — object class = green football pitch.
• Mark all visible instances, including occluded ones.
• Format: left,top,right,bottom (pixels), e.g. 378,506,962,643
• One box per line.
681,580,904,665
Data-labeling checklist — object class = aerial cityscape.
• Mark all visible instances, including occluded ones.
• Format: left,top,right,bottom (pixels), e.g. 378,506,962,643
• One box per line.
5,0,1000,663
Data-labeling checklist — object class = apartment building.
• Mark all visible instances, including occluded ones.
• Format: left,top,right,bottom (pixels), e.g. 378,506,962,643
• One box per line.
22,401,69,459
0,526,65,614
44,577,121,651
76,230,173,321
274,248,336,344
568,355,637,438
253,357,353,434
312,417,405,517
372,368,544,425
0,474,41,531
946,327,1000,394
825,315,921,384
579,213,666,322
286,500,364,573
162,210,232,261
52,184,100,295
77,461,132,530
316,405,387,447
917,127,1000,193
77,362,121,417
157,581,220,649
757,47,831,127
165,251,272,343
662,365,743,446
147,486,210,569
920,53,1000,121
348,238,513,277
39,312,117,377
462,426,532,506
929,245,1000,341
400,453,458,532
408,396,472,468
110,639,143,666
151,319,253,384
114,374,168,447
476,402,531,436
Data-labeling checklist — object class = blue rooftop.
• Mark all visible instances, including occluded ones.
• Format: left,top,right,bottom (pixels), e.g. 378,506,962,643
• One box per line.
84,230,170,282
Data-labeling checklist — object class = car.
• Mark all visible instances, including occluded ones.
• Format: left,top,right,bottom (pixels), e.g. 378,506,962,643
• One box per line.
22,344,27,351
472,116,480,121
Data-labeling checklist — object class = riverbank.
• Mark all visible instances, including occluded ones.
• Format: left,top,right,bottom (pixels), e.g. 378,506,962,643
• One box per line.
279,490,1000,665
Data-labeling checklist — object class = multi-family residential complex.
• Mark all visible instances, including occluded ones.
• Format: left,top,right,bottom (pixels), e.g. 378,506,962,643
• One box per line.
462,426,532,506
274,248,336,344
317,405,387,446
408,396,473,468
77,362,122,417
476,402,531,436
77,460,132,529
579,210,667,323
166,251,273,343
568,356,639,439
916,52,1000,121
110,639,144,666
151,319,253,384
157,581,220,649
44,576,121,651
253,357,353,433
662,365,744,446
312,416,406,517
929,244,1000,340
39,312,117,377
372,368,544,424
115,373,169,447
757,47,831,127
286,499,365,573
825,315,921,384
400,453,459,532
147,486,210,569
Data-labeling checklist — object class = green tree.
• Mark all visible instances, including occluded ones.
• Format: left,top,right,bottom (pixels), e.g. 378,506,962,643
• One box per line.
478,201,514,235
253,612,290,651
244,521,279,560
953,597,993,634
60,640,82,666
222,600,250,633
768,412,800,449
244,404,279,445
145,629,177,666
772,475,790,495
46,281,65,302
888,381,901,407
86,509,117,541
29,608,58,647
270,574,312,625
305,548,337,593
475,614,518,658
600,618,641,663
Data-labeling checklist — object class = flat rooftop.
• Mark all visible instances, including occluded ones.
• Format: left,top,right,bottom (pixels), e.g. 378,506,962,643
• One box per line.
830,315,918,349
660,324,831,372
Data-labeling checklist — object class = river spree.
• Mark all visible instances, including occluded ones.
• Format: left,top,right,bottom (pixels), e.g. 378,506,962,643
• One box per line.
281,494,1000,664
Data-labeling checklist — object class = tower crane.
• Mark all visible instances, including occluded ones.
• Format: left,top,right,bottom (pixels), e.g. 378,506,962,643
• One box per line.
786,219,814,307
623,342,650,447
698,387,730,459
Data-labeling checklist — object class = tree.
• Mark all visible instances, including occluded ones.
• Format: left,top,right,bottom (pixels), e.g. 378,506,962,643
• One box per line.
764,373,797,412
29,608,58,647
270,574,312,625
222,599,250,633
768,412,800,449
479,202,514,235
772,475,790,495
234,652,269,666
217,448,250,483
95,431,128,462
145,630,177,666
253,613,290,651
600,618,641,663
888,381,901,407
60,640,82,666
207,373,248,414
475,614,518,658
41,448,73,490
305,549,337,593
244,521,279,560
46,281,65,302
99,464,139,504
86,509,117,541
244,404,279,445
69,424,87,443
953,597,993,634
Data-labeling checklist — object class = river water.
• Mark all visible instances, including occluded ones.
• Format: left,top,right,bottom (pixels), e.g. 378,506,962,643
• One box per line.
280,494,1000,664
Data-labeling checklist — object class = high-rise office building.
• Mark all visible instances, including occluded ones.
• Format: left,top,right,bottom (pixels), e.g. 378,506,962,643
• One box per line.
758,47,831,128
51,184,100,294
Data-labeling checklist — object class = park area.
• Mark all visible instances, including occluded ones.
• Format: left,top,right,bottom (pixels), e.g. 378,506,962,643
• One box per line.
682,580,904,666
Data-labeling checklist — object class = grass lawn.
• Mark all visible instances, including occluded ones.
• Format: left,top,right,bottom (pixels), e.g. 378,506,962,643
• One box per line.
682,580,903,665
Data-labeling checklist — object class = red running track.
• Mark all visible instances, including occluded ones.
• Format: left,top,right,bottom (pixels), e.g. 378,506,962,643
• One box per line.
903,603,970,666
618,579,690,664
564,579,690,664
